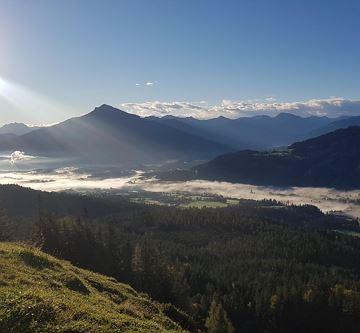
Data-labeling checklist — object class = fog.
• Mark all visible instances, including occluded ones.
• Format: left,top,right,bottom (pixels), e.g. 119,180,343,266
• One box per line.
137,179,360,217
0,165,360,218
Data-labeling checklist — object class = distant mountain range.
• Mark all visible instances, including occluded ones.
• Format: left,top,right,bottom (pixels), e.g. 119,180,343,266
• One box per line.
0,122,41,136
0,105,230,165
0,104,360,168
148,113,356,150
158,127,360,188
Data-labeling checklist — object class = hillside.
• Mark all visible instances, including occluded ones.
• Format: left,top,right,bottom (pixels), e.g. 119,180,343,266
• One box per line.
159,127,360,188
1,186,360,332
30,202,360,333
0,242,186,333
0,184,132,218
0,105,230,165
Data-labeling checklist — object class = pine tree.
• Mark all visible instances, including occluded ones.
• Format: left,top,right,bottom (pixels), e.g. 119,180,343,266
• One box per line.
205,300,235,333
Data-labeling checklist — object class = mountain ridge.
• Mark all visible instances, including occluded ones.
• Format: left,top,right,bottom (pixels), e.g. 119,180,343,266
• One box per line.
0,105,231,165
152,112,335,150
157,126,360,188
0,122,41,136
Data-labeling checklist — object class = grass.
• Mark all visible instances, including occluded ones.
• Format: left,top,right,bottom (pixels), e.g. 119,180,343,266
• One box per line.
0,242,187,333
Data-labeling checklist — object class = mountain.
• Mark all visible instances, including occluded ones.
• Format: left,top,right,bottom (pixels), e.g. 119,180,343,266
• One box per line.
0,242,185,333
0,122,41,135
160,127,360,188
153,113,333,150
306,116,360,138
1,107,357,168
0,105,231,165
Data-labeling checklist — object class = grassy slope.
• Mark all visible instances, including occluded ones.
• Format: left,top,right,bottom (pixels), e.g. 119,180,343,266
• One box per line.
0,242,186,333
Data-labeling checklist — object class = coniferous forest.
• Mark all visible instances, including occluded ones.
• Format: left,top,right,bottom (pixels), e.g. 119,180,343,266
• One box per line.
2,185,360,332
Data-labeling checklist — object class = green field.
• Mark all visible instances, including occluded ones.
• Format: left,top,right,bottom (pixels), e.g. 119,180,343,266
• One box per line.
128,191,240,209
181,198,239,208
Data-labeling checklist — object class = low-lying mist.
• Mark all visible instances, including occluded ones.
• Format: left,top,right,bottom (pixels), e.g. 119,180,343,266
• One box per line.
0,163,360,218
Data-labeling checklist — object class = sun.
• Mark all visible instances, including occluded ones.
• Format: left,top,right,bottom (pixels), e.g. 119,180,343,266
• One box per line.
0,77,7,92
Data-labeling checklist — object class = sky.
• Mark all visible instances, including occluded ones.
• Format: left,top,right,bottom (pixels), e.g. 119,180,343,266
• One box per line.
0,0,359,124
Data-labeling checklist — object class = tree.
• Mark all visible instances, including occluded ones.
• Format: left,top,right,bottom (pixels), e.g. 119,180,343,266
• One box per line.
205,300,235,333
0,207,11,241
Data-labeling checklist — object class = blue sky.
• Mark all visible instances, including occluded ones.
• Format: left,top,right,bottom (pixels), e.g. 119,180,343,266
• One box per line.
0,0,359,124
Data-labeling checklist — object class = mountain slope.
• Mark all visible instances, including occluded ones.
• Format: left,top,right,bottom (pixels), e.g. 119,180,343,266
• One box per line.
306,116,360,138
0,105,230,165
0,242,186,333
161,127,360,188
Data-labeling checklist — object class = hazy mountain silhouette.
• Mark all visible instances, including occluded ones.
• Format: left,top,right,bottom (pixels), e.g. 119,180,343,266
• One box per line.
2,106,359,169
153,113,333,149
0,105,231,165
160,127,360,188
305,116,360,138
0,123,41,136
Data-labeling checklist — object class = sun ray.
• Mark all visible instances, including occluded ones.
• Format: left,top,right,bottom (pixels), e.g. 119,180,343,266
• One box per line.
0,76,74,125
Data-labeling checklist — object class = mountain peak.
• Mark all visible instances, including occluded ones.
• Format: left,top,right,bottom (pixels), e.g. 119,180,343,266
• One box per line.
95,104,119,112
275,112,300,119
88,104,136,119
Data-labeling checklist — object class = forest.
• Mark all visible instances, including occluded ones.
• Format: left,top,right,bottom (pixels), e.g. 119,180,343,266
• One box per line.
1,185,360,332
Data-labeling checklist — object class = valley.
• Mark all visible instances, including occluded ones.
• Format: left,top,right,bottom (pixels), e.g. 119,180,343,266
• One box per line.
1,2,360,332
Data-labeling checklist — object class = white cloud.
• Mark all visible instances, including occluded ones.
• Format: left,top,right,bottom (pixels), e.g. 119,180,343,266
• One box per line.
121,101,211,118
121,98,360,119
134,82,156,87
9,151,35,164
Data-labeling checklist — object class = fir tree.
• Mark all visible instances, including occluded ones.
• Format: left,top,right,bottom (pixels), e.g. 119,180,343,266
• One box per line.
205,300,235,333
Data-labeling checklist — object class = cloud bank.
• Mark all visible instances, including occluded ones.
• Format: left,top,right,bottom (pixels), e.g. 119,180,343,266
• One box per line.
121,98,360,119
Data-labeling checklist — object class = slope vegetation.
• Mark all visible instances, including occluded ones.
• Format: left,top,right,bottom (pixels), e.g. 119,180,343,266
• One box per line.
0,242,185,333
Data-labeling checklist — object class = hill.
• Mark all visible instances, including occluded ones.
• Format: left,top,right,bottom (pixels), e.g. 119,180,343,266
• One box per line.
1,186,360,332
30,202,360,333
160,127,360,188
0,184,131,218
0,105,230,165
0,242,186,333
